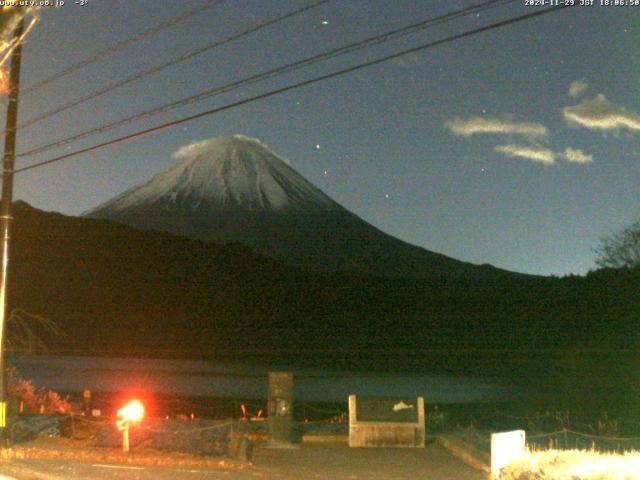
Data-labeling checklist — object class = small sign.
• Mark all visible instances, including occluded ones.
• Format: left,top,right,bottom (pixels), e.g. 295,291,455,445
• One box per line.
491,430,525,479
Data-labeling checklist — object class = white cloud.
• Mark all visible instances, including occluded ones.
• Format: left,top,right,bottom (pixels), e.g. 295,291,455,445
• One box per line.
568,80,588,98
563,94,640,132
173,138,218,159
563,147,593,164
446,117,548,137
172,135,291,164
495,144,594,165
494,144,555,165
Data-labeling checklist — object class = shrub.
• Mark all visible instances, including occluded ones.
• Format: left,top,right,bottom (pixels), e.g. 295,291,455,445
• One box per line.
6,367,71,414
498,449,640,480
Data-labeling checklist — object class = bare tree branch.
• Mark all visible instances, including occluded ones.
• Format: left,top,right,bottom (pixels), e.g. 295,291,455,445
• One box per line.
595,220,640,269
5,308,63,354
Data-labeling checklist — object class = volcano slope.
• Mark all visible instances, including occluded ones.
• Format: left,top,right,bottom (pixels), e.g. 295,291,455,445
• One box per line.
84,135,517,280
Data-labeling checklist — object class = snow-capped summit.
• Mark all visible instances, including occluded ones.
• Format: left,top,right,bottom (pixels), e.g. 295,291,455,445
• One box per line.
85,135,511,279
86,135,338,216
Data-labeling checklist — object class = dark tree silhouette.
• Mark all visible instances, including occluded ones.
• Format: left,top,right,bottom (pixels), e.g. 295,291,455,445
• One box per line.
595,220,640,269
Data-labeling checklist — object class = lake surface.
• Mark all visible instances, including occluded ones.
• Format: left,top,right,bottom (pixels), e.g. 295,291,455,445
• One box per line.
8,355,516,404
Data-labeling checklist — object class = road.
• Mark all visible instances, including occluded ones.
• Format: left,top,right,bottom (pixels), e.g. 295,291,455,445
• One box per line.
0,443,485,479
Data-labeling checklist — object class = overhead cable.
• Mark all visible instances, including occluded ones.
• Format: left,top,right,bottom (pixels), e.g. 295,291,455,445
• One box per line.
13,5,570,176
16,0,329,130
18,0,515,158
21,0,226,96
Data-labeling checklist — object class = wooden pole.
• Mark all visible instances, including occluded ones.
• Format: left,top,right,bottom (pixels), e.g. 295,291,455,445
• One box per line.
0,16,25,447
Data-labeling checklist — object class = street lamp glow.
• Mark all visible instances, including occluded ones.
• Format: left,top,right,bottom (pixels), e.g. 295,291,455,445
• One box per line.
116,400,144,453
118,400,144,423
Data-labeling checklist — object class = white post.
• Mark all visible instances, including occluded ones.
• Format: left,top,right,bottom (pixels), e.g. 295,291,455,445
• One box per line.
122,426,129,453
491,430,525,479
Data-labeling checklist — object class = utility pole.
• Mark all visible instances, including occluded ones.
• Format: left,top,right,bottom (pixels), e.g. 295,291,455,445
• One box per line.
0,16,25,447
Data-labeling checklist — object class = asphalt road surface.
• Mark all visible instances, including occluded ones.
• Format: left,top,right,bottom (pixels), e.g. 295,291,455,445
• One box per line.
0,443,485,479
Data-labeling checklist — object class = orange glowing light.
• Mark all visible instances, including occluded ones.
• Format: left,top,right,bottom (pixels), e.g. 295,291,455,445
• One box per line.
117,400,144,423
0,68,9,95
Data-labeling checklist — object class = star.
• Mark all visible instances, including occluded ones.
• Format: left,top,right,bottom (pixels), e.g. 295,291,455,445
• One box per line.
385,194,390,199
315,144,321,150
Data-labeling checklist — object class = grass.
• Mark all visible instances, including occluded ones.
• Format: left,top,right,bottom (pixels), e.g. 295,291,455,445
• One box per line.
2,416,250,471
498,449,640,480
2,435,250,470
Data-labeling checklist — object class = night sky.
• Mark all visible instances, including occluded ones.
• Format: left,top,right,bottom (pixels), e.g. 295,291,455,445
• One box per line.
7,0,640,276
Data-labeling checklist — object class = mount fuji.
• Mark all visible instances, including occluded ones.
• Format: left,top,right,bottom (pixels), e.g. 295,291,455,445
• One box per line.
84,135,510,279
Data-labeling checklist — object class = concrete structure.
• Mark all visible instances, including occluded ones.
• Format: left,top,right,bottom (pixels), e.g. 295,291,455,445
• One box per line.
348,395,425,448
268,372,294,447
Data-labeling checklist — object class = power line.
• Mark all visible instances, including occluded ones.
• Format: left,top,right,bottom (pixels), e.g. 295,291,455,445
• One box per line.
15,0,329,131
19,0,515,159
13,5,570,176
22,0,225,96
